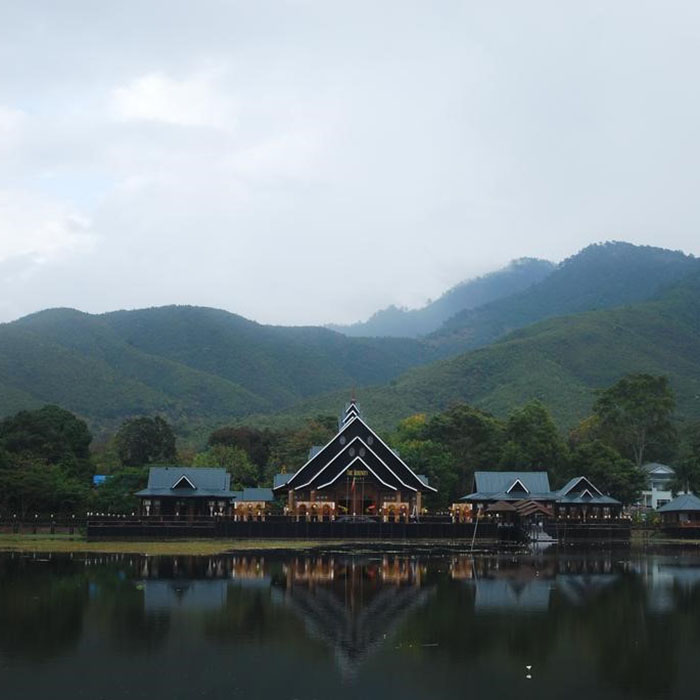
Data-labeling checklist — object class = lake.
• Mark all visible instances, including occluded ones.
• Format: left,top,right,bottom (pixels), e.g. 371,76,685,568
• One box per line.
0,547,699,699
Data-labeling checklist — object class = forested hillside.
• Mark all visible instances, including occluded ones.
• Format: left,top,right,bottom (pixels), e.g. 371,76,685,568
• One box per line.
274,269,700,431
328,258,554,337
431,242,700,351
0,306,438,434
1,242,698,437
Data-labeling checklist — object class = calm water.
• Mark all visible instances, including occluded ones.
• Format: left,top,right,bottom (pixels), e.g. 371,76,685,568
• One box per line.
1,547,699,699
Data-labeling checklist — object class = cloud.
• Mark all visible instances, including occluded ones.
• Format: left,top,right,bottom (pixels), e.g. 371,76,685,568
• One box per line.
0,189,95,265
1,1,700,325
110,67,237,129
0,105,26,155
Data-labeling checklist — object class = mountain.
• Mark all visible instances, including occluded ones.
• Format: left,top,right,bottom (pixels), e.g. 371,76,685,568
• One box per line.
0,306,439,434
431,242,700,352
2,241,699,438
327,258,555,337
273,268,700,431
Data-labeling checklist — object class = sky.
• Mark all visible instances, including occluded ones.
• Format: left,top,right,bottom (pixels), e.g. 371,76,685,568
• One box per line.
1,1,700,326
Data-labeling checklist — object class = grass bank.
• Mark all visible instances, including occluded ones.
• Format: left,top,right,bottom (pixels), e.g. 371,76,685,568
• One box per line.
0,533,499,555
0,534,354,555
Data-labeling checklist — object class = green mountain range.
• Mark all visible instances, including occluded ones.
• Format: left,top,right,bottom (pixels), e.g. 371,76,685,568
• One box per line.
0,306,438,435
1,241,698,438
282,268,700,431
430,241,700,352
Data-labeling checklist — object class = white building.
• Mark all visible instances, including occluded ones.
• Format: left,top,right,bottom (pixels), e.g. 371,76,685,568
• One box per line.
641,462,676,509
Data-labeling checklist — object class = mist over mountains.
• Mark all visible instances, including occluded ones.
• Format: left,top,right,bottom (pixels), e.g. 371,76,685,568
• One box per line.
327,258,555,338
1,241,698,437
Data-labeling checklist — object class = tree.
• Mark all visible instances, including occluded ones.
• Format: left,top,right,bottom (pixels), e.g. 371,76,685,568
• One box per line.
567,440,645,504
0,405,93,481
193,445,258,490
671,420,700,493
264,418,336,479
392,414,455,509
115,416,176,467
500,401,569,478
0,457,89,517
424,404,505,501
208,426,273,468
91,467,149,514
593,374,676,467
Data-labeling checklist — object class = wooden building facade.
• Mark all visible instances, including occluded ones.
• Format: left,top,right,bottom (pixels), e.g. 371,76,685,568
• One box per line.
273,400,435,521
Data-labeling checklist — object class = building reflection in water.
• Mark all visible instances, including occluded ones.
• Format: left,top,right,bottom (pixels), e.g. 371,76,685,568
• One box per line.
450,553,620,612
138,556,271,612
115,552,433,677
277,555,434,678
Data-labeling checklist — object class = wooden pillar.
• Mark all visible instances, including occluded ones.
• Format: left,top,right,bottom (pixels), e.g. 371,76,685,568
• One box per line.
416,492,422,517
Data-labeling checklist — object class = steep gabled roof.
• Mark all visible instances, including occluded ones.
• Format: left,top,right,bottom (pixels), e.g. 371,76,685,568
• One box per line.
557,476,604,498
275,409,436,493
135,466,235,498
473,471,551,495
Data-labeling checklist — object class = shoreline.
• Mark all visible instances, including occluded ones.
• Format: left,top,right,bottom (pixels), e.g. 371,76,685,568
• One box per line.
0,533,508,556
3,532,698,555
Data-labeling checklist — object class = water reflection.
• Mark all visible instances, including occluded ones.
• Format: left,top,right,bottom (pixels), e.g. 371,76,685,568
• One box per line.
452,554,621,611
1,550,700,699
278,556,433,677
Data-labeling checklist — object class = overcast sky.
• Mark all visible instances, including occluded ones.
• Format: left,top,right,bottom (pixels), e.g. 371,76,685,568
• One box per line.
1,1,699,326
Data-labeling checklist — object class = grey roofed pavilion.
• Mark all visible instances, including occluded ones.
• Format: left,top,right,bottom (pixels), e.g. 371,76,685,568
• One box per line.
135,466,238,517
135,466,237,499
460,471,622,520
657,493,700,513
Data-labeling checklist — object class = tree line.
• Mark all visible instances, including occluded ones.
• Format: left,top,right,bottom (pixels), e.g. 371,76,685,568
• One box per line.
0,373,697,516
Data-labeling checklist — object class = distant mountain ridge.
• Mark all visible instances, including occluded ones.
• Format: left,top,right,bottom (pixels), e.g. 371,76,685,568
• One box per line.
327,258,555,337
430,242,700,352
276,267,700,430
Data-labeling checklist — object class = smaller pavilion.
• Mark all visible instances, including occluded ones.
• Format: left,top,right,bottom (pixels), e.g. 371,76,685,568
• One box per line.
231,487,275,521
136,467,237,518
456,471,622,522
658,493,700,525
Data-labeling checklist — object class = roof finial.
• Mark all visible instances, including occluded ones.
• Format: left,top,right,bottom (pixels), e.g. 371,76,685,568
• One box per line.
351,386,356,403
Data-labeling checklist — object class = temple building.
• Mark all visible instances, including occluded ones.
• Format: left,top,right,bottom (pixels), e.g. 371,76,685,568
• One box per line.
456,471,622,522
273,400,435,521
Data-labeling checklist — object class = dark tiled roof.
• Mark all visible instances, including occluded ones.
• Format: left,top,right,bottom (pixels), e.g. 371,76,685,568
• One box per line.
473,471,551,494
658,493,700,513
145,466,231,491
461,472,621,506
276,411,435,493
135,466,236,499
232,488,274,502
